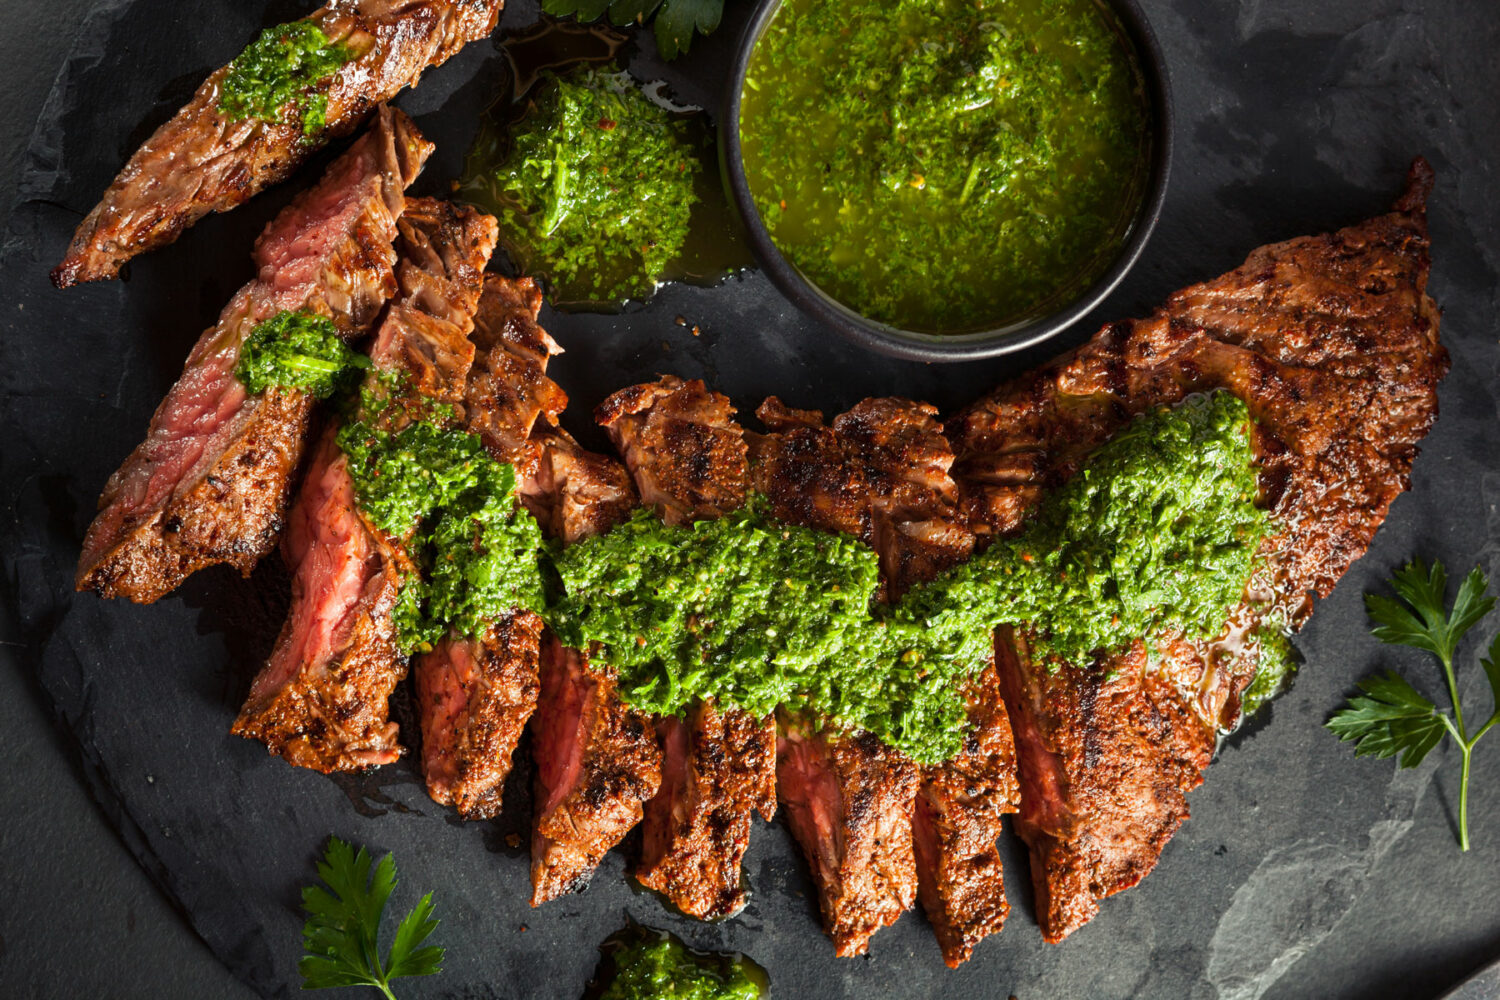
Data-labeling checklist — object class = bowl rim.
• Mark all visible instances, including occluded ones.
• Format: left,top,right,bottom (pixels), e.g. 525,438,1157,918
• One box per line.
718,0,1176,363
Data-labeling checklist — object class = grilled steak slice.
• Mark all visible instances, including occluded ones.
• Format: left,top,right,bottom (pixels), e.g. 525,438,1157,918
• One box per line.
531,632,660,905
749,399,947,954
414,274,565,818
417,611,544,817
597,376,775,919
912,659,1019,967
596,375,750,525
76,107,431,604
947,160,1446,941
53,0,501,287
776,718,920,957
233,198,496,771
816,397,1018,965
522,400,657,904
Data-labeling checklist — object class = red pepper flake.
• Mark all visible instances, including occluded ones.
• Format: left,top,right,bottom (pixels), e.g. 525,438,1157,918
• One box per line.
597,117,617,130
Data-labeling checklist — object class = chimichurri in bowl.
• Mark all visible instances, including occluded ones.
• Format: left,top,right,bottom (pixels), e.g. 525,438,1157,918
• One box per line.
721,0,1172,360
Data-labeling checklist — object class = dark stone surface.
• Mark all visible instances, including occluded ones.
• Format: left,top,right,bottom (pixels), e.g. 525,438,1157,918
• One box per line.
2,1,1499,999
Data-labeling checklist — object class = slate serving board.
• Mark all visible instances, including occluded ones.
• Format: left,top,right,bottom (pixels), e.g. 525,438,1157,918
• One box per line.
3,1,1500,998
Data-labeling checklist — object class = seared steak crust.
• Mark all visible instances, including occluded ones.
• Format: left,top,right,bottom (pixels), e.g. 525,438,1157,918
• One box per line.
599,376,773,919
531,634,661,905
232,198,496,772
948,161,1446,941
76,108,432,604
914,660,1020,967
417,611,544,818
597,376,750,526
776,721,920,957
414,274,563,818
53,0,501,287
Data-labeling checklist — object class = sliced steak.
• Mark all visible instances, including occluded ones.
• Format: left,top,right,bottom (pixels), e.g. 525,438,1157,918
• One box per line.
531,632,660,905
775,719,920,957
522,409,658,904
414,274,566,818
76,107,431,604
232,198,496,771
946,160,1447,941
53,0,501,287
597,376,776,919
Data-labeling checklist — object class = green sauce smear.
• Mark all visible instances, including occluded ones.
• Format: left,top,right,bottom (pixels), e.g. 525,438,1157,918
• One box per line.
234,310,369,399
461,69,705,307
335,375,547,654
594,926,762,1000
739,0,1151,332
220,21,353,138
555,391,1279,764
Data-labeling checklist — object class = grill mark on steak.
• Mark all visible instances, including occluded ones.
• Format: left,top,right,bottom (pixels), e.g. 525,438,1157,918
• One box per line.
232,197,496,772
597,376,776,920
53,0,501,287
414,274,565,819
75,107,432,604
947,159,1446,942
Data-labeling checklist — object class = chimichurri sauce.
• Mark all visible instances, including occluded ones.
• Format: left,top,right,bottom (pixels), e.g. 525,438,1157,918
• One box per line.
461,65,747,310
739,0,1152,333
587,924,765,1000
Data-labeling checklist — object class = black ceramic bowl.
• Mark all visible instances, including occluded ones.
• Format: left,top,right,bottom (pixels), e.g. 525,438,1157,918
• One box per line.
719,0,1174,362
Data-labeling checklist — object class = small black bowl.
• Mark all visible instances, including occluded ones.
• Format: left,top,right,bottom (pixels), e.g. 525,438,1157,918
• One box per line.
719,0,1174,362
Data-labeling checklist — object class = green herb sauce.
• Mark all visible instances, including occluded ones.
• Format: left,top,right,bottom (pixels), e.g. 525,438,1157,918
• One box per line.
233,310,368,398
220,21,353,138
555,391,1276,764
335,376,547,654
593,926,762,1000
739,0,1151,332
462,69,705,307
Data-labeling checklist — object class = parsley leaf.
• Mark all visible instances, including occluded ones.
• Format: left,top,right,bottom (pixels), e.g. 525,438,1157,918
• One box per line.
299,837,444,998
541,0,723,59
1327,560,1500,851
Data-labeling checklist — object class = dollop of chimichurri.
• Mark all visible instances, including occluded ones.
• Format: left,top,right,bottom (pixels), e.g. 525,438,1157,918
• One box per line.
739,0,1151,332
461,69,707,308
220,21,353,138
555,391,1278,763
335,374,547,653
591,925,763,1000
233,310,368,398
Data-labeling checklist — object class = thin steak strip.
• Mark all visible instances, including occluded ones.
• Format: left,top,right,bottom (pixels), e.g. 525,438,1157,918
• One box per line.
596,376,777,921
233,198,496,772
946,160,1447,942
825,398,1018,968
53,0,501,287
747,399,923,957
414,275,567,819
76,107,432,604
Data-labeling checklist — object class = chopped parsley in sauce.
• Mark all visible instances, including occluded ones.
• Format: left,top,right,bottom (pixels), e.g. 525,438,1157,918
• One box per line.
335,375,547,654
739,0,1151,332
233,310,368,398
592,925,763,1000
461,69,706,307
220,21,352,138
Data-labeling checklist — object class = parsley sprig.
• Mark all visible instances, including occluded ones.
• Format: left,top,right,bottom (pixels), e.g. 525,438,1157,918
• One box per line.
541,0,723,59
1327,560,1500,851
299,837,444,998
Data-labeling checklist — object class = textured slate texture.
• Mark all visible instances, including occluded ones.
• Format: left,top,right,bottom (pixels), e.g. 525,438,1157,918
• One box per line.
2,1,1499,998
